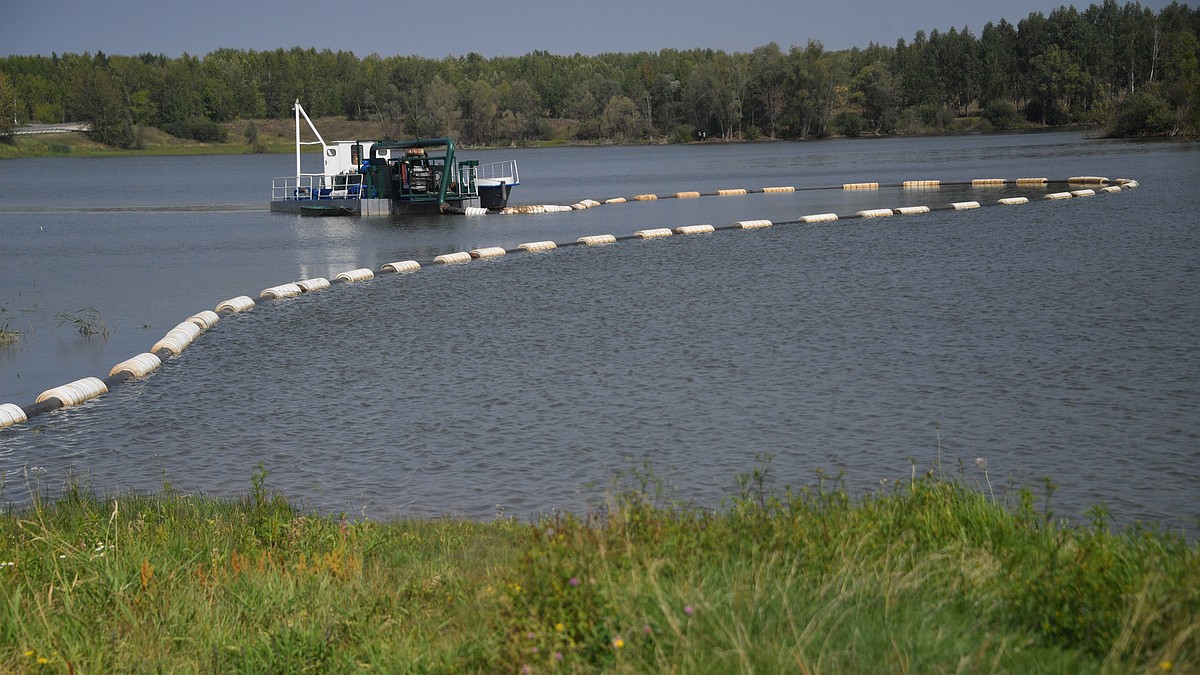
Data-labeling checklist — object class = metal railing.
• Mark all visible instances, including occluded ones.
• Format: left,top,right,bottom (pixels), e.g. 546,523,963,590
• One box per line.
477,160,520,186
272,173,364,201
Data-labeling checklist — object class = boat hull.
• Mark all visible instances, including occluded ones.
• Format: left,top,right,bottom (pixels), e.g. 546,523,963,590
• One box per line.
270,199,361,216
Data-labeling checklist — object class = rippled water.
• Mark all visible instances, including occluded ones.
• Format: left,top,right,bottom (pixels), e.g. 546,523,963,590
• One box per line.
1,133,1197,529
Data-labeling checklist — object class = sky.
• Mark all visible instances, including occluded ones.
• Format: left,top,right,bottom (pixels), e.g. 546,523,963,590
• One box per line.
0,0,1183,59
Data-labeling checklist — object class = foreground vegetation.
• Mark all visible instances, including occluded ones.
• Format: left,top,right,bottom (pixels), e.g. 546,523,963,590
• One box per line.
1,1,1196,155
1,464,1196,673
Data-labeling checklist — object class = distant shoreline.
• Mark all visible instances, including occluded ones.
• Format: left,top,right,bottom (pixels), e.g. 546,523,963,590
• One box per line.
4,121,1192,161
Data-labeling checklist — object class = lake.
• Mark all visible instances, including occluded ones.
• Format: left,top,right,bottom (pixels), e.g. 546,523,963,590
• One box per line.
1,132,1197,530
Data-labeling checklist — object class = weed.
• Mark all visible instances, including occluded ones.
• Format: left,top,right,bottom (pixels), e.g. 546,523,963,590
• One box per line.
0,307,18,347
0,467,1194,672
54,307,108,339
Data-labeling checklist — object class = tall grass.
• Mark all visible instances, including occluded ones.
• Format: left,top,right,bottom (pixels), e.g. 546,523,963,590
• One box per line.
0,465,1194,672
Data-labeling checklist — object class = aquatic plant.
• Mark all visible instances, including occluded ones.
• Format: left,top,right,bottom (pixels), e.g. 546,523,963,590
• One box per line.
54,307,108,339
0,312,17,347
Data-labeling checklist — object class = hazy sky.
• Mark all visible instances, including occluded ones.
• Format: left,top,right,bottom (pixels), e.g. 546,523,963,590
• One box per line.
0,0,1182,58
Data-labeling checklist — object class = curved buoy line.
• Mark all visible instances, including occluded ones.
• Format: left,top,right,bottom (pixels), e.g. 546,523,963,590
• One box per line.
0,175,1138,429
480,175,1137,217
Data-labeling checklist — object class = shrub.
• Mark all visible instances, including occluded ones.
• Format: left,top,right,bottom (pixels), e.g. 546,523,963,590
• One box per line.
982,100,1019,130
164,116,229,142
1110,91,1172,137
833,111,867,137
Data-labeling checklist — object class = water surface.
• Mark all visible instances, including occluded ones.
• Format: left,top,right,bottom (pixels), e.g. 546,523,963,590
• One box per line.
1,133,1197,530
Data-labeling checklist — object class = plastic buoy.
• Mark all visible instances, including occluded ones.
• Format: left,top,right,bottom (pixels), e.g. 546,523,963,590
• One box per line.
578,234,617,246
895,206,930,215
735,220,772,229
501,204,545,214
382,260,421,273
260,283,302,299
605,197,627,204
518,241,557,252
470,247,507,258
843,182,879,190
857,208,894,218
544,205,574,212
215,296,255,314
572,199,601,209
1069,176,1109,185
433,252,472,264
635,228,673,239
717,188,748,196
187,310,220,331
674,224,715,235
674,191,701,199
761,186,795,193
1016,177,1048,185
464,207,488,215
1101,186,1122,194
152,321,202,356
1115,179,1139,188
801,213,839,223
1045,192,1073,200
335,268,375,282
109,353,162,379
998,197,1029,205
971,179,1006,186
950,201,981,210
903,180,940,188
36,377,108,407
1070,189,1096,197
634,194,658,201
0,403,28,428
296,278,330,292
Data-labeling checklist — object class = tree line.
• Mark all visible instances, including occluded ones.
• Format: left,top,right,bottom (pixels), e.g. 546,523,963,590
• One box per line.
1,0,1196,148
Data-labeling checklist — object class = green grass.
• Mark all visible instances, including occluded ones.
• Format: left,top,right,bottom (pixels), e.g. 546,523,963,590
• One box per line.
0,465,1194,673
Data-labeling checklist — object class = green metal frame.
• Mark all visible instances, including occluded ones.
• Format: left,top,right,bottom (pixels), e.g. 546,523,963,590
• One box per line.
368,138,478,206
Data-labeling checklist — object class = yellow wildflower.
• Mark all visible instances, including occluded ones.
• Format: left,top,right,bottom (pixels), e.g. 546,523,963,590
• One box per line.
612,637,625,649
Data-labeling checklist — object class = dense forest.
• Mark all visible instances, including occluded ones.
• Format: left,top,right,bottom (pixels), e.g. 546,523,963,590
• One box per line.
1,0,1197,148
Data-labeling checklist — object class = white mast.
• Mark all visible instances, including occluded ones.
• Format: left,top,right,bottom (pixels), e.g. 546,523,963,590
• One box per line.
292,99,328,180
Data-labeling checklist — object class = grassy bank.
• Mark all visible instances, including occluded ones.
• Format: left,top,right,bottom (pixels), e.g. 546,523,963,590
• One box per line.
0,117,384,159
0,115,1072,160
1,465,1195,673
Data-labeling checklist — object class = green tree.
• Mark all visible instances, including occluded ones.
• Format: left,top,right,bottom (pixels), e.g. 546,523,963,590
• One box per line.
75,66,134,147
413,76,460,138
851,61,900,133
461,79,499,145
0,70,15,136
599,94,640,140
